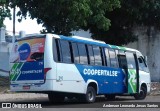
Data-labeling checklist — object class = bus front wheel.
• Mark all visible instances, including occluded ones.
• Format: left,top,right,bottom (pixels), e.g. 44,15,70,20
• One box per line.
134,85,147,100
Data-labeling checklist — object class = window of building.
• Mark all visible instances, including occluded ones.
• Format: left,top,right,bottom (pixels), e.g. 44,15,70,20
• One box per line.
77,43,88,64
93,46,102,66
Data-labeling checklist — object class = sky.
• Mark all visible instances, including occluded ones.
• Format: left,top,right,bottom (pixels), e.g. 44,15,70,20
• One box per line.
3,8,91,38
4,8,43,35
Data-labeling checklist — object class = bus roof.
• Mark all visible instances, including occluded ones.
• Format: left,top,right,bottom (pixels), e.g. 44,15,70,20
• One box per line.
16,33,140,53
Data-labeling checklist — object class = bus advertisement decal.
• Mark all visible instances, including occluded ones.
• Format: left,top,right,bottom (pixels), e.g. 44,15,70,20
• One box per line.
10,37,45,84
10,38,45,63
75,64,127,93
128,69,137,93
10,61,44,83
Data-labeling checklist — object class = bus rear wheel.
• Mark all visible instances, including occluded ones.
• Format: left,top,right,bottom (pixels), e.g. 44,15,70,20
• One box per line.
79,86,96,103
134,85,147,100
48,93,65,103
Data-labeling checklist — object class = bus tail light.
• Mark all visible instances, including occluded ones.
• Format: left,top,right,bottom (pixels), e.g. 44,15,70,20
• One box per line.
44,68,52,80
44,68,52,74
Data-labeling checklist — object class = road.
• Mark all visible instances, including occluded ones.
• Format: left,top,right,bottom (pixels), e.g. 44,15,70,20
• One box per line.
0,95,160,111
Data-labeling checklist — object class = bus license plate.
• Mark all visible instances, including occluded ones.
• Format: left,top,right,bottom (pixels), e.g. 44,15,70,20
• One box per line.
23,86,30,90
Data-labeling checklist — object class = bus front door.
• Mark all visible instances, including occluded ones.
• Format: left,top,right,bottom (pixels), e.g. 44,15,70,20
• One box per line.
125,52,139,94
118,53,138,94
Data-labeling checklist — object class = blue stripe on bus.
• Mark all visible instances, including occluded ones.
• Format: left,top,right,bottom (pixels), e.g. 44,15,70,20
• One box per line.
75,64,127,94
59,35,110,48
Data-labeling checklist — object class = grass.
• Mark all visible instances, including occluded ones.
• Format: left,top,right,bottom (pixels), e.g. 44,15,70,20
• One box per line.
0,76,9,93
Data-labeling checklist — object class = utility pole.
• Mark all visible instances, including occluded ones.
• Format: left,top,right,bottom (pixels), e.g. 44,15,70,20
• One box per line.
12,7,15,44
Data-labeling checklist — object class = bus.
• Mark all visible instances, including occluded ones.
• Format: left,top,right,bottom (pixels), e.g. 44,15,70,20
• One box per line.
9,34,151,103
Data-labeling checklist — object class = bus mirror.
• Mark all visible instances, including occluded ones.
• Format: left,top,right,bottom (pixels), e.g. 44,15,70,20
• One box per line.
138,58,143,63
144,56,147,62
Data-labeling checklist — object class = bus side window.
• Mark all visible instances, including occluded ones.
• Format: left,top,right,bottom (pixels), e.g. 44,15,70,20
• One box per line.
93,46,102,66
53,39,61,62
53,39,58,62
69,42,74,63
104,48,110,67
138,56,149,72
87,45,95,65
71,42,79,64
59,40,72,63
118,55,128,69
109,49,118,68
77,43,88,64
100,47,105,66
125,52,136,69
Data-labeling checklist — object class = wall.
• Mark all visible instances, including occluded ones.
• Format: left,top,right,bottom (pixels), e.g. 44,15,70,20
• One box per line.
0,42,10,76
126,27,160,82
0,27,10,76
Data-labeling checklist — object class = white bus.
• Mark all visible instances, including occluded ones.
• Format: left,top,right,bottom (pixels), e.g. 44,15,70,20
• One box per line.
9,34,151,103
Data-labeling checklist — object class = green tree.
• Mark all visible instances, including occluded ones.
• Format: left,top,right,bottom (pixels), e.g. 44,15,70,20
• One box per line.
90,0,160,45
0,0,11,27
11,0,160,45
10,0,120,35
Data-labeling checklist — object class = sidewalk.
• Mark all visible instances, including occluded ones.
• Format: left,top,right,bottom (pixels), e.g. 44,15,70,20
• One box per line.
0,76,9,94
0,93,48,102
150,82,160,95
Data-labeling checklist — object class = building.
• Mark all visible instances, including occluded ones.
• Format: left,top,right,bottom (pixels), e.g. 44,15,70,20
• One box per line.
0,27,11,76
